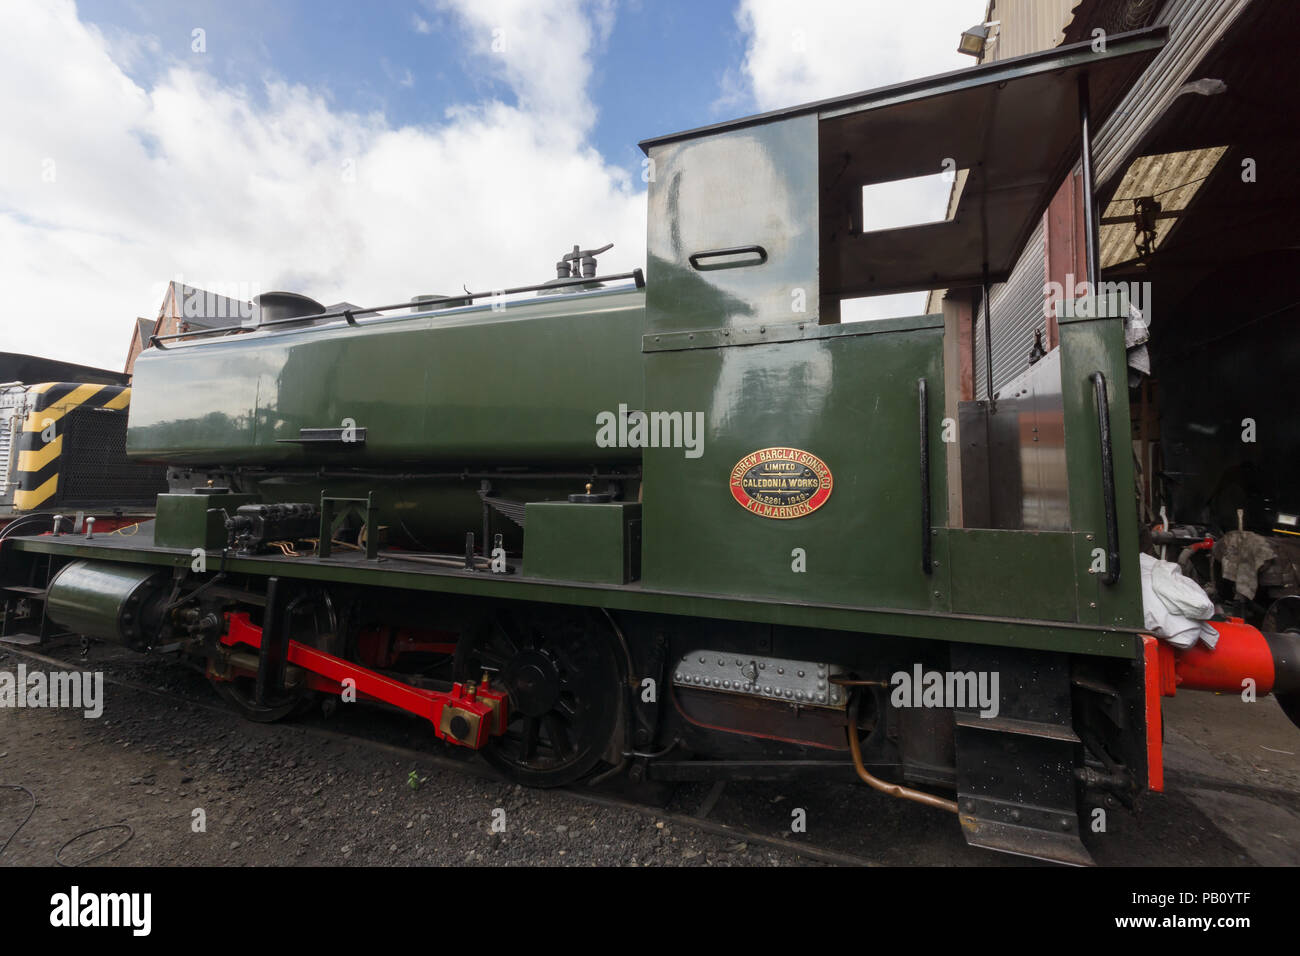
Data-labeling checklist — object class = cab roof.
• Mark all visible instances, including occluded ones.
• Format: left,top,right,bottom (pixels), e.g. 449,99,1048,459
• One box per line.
640,27,1168,296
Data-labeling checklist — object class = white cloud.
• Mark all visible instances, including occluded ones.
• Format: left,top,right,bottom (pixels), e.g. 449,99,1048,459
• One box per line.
0,0,643,369
734,0,984,111
430,0,615,137
729,0,986,320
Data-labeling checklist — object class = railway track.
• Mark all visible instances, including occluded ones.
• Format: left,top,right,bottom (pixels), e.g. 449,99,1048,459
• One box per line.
0,642,881,867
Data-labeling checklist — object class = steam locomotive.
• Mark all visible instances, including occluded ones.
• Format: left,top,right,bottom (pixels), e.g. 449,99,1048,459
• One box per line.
3,26,1296,865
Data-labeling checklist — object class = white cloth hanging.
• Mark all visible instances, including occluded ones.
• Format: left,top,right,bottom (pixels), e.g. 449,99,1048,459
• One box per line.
1139,552,1218,649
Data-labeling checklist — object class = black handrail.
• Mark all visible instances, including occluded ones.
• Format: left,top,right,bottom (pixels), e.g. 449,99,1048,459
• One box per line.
149,268,646,348
919,377,932,575
1090,371,1120,585
688,245,768,270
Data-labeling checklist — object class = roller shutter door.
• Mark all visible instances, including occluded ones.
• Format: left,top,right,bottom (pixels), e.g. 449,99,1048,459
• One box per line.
974,219,1046,398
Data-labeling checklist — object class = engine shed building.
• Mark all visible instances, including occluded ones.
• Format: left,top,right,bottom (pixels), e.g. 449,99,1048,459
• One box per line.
930,0,1299,539
125,281,251,376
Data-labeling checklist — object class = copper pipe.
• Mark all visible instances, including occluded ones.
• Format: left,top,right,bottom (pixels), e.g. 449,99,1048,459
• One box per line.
846,692,958,814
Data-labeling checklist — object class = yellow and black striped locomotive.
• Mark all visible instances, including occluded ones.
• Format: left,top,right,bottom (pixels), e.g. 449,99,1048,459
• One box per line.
1,381,161,515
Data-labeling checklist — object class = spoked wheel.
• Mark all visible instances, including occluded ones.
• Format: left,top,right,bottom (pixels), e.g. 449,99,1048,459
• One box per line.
212,675,311,723
210,587,337,723
454,606,622,787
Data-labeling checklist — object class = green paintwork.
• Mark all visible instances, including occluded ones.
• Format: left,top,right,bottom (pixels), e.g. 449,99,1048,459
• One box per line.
11,284,1151,659
154,492,256,550
128,287,646,466
8,533,1142,658
1058,293,1144,628
642,314,939,353
944,529,1079,622
252,474,602,554
645,114,819,332
640,316,948,609
524,501,642,585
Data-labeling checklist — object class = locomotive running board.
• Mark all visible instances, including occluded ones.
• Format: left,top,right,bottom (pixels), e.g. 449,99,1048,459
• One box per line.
950,646,1093,866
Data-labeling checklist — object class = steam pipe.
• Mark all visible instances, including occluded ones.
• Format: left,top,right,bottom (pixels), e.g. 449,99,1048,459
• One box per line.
846,692,958,814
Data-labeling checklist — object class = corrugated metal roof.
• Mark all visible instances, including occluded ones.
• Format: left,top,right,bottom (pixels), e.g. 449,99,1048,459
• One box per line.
1091,0,1251,187
1099,145,1227,268
1109,0,1300,282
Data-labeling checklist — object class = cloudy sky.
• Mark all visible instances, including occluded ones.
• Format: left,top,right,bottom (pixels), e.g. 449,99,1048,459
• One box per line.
0,0,983,369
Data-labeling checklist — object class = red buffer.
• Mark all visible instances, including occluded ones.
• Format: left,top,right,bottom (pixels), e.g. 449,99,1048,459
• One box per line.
1143,620,1300,794
1155,618,1297,697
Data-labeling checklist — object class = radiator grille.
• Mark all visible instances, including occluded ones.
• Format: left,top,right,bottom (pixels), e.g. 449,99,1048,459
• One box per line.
58,406,168,507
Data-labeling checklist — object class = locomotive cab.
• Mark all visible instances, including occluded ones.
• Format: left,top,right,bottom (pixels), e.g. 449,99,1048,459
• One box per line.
634,33,1163,614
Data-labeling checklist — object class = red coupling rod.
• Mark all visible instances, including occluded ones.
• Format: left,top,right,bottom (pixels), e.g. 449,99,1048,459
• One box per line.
219,612,508,748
